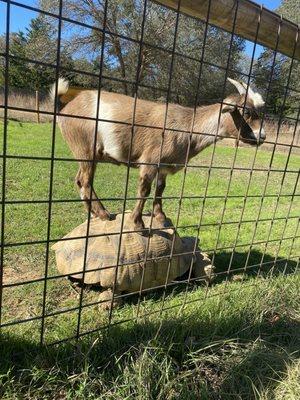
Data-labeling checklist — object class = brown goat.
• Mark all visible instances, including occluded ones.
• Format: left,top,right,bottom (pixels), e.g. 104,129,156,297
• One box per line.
51,78,266,229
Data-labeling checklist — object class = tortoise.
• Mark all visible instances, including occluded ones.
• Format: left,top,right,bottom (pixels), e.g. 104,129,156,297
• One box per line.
52,213,215,309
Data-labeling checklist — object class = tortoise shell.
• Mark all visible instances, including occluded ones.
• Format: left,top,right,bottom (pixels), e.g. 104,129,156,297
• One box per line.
52,213,189,293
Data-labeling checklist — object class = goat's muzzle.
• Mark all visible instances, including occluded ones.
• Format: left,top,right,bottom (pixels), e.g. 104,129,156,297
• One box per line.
241,128,266,146
252,128,266,145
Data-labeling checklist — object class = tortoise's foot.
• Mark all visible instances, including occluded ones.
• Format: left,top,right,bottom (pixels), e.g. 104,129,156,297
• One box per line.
193,253,216,283
98,289,123,311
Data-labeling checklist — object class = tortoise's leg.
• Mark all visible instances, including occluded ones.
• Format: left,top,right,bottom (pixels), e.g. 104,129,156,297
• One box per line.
76,161,110,220
153,172,167,224
98,289,123,311
131,165,157,230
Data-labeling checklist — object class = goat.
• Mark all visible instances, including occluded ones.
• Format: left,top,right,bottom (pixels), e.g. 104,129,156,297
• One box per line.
51,77,266,230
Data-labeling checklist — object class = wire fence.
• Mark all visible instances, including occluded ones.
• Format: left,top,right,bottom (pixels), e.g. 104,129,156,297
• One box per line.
0,0,299,346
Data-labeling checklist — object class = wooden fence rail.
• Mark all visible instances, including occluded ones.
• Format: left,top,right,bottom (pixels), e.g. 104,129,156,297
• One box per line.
155,0,300,60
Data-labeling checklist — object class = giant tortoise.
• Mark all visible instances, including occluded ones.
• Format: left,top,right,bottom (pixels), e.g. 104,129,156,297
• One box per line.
52,213,215,309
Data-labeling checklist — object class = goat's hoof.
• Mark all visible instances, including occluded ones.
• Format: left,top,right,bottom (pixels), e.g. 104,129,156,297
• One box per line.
98,209,111,221
134,220,146,233
135,221,147,234
129,213,145,233
154,212,167,226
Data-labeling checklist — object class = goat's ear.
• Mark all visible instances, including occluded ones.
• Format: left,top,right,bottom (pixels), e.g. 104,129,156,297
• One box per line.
222,102,236,113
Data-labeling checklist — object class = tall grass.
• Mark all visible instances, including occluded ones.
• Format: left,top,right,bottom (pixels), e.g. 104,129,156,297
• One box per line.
0,87,52,123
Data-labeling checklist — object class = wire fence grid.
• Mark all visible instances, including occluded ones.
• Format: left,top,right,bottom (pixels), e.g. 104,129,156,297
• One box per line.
0,0,299,346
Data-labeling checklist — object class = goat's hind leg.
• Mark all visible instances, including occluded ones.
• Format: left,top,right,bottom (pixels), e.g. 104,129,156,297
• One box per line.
76,161,110,220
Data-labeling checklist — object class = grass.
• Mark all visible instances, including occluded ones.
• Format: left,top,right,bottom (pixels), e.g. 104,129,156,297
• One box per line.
1,275,299,399
0,120,299,399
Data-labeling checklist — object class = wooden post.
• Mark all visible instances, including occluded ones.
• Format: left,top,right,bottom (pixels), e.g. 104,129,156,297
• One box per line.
35,90,40,124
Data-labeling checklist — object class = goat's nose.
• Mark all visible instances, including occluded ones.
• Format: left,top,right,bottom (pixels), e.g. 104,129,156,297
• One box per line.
253,128,266,143
259,128,266,141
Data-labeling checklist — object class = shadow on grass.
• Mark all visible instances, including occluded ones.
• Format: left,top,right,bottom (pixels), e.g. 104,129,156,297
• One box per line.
0,303,299,398
124,249,298,304
72,247,298,294
213,249,297,280
0,250,298,398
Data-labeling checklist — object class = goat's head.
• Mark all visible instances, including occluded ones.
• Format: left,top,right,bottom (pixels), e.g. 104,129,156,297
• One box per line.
221,78,266,145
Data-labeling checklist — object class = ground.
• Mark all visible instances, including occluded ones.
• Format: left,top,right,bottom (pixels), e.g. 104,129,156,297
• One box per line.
0,120,299,399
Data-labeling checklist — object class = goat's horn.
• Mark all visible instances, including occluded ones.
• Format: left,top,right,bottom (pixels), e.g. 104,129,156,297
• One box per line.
227,77,246,95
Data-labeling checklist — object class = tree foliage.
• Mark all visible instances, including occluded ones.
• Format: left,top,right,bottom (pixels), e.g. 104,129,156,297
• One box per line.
252,0,299,118
0,14,75,91
38,0,245,105
4,0,245,105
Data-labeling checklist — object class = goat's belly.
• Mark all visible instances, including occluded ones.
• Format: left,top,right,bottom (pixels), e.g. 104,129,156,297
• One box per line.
101,154,122,165
101,156,139,168
98,123,124,162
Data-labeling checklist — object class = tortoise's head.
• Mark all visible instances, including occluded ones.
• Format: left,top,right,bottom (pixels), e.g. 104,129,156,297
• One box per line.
181,237,215,283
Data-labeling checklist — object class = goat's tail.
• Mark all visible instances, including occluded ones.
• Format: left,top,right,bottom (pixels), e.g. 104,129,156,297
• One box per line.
50,78,79,112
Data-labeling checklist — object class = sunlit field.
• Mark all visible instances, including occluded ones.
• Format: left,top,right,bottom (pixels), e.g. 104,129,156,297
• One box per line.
0,120,299,399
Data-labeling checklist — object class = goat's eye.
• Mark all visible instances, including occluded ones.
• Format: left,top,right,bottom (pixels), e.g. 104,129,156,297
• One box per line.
243,109,251,119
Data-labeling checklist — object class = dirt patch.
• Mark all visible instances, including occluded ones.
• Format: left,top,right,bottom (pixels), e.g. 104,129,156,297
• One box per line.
3,251,46,285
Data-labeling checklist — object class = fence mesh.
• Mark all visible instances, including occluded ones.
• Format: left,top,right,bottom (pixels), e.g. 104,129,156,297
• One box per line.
0,0,299,346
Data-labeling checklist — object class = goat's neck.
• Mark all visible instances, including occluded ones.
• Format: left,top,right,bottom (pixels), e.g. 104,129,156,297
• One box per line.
191,103,227,154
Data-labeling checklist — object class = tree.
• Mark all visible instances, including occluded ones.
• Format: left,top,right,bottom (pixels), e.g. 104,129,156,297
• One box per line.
277,0,300,25
252,0,300,118
39,0,245,105
0,14,76,92
0,35,6,87
2,0,245,102
2,32,32,89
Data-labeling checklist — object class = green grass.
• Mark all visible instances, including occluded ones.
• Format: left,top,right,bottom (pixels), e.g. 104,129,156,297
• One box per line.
1,275,300,399
0,120,299,399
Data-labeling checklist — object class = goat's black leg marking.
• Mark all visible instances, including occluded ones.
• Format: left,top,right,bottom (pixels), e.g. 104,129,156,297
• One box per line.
153,173,167,223
131,166,157,230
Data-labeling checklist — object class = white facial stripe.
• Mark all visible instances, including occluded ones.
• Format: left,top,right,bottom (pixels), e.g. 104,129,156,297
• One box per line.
242,83,265,108
253,128,266,137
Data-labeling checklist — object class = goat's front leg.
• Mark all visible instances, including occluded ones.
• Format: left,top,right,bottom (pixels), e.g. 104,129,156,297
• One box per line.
131,166,157,230
76,162,110,220
153,172,167,223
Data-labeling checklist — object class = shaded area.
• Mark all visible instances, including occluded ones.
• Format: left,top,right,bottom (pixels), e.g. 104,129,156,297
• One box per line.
0,267,299,399
0,301,299,399
213,249,298,281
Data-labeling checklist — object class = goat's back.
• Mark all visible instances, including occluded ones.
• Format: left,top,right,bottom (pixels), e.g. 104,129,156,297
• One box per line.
59,90,195,166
